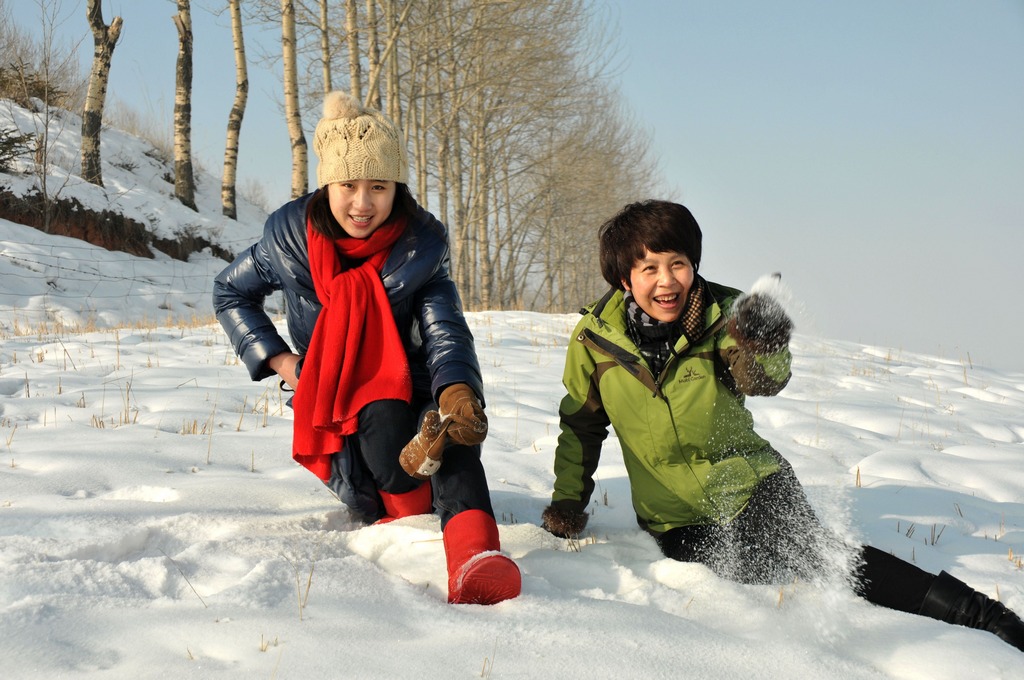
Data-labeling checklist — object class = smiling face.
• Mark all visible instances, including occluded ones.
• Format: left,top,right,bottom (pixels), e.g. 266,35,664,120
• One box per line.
623,248,695,323
326,179,397,238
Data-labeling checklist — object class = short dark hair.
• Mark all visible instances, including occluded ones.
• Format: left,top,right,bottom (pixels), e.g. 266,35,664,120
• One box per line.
598,200,703,289
308,182,418,239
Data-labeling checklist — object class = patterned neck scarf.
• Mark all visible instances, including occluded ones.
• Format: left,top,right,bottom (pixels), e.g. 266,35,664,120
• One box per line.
624,275,708,378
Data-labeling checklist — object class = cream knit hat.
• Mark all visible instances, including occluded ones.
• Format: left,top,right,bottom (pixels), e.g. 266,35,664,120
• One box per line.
313,91,407,187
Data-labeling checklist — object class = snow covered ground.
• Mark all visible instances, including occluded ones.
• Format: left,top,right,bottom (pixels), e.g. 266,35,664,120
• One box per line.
2,99,1023,678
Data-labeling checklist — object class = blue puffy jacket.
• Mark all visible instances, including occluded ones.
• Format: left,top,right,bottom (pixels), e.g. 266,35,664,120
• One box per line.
212,190,484,404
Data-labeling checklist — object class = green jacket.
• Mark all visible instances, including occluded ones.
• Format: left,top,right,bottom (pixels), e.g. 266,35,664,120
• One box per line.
552,283,792,533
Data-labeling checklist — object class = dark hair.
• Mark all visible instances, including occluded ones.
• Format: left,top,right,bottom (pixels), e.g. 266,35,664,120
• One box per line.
307,182,418,239
598,200,703,289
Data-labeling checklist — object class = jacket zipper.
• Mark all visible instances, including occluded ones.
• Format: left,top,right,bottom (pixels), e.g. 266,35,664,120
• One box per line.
579,313,728,399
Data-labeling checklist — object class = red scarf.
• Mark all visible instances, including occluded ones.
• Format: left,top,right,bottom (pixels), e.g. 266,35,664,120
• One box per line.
292,215,412,480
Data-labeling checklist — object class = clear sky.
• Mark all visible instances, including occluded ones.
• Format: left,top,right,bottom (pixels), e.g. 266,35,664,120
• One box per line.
598,0,1024,371
9,0,1024,370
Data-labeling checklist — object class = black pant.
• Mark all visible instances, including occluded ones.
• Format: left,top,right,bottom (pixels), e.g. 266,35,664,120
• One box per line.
337,399,495,528
653,462,934,614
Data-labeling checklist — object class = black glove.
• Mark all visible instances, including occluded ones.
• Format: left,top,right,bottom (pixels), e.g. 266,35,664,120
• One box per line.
727,293,793,354
541,503,589,538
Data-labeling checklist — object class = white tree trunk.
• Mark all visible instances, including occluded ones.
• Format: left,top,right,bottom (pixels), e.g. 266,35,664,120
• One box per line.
281,0,308,198
345,0,361,100
80,0,122,187
172,0,197,211
221,0,248,219
319,0,332,94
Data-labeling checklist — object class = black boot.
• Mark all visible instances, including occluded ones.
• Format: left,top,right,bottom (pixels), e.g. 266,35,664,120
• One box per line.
918,570,1024,652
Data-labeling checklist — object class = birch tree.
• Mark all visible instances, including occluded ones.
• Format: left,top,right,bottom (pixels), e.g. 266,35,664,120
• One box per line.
363,0,380,109
394,0,656,310
172,0,197,211
80,0,121,187
221,0,247,219
344,0,361,101
281,0,307,198
242,0,657,308
381,0,402,127
317,0,331,94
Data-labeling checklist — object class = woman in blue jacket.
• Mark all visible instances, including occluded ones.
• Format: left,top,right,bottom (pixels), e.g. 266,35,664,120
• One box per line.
213,91,520,605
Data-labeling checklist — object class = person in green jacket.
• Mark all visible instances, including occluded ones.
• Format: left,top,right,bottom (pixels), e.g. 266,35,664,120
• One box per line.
541,199,1023,652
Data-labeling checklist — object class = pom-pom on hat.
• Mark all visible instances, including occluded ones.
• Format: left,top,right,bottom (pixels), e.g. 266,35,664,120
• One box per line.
313,91,408,187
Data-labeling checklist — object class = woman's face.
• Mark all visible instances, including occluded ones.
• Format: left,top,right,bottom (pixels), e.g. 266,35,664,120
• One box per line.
327,179,397,238
623,248,695,323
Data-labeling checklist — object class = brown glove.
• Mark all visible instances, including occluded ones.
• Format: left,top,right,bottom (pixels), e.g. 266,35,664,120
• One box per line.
438,383,488,446
399,410,451,480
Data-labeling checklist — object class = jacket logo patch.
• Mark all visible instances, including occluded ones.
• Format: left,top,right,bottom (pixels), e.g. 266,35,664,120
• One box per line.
678,366,706,383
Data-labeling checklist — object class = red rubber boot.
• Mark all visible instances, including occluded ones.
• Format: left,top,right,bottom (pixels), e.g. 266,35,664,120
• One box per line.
375,481,432,524
443,509,521,604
